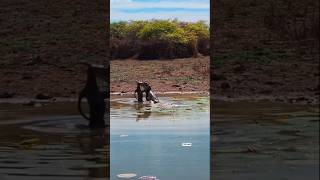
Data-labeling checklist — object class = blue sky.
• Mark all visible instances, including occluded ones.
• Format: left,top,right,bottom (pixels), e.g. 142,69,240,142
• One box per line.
111,0,209,22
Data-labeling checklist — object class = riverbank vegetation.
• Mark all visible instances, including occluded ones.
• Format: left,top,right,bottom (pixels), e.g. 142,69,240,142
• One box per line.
110,20,209,60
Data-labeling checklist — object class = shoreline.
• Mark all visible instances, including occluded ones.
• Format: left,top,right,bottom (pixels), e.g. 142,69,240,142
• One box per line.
2,57,318,106
0,91,318,106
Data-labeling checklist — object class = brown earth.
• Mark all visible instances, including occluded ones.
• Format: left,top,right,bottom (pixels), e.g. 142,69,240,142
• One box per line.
109,56,319,105
0,0,319,105
212,59,319,104
110,57,209,94
0,0,109,100
210,0,319,104
2,54,318,105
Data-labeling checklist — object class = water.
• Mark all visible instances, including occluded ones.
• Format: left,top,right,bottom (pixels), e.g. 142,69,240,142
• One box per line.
212,101,319,180
110,96,210,180
0,103,109,180
0,98,317,180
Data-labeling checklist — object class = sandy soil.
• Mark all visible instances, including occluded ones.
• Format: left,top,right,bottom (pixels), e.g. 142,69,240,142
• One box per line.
212,59,319,104
0,0,108,100
1,55,318,105
110,57,209,94
210,0,319,104
110,56,319,104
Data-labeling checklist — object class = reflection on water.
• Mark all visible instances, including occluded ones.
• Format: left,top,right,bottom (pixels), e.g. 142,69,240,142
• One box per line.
0,103,109,180
110,96,210,180
212,101,319,180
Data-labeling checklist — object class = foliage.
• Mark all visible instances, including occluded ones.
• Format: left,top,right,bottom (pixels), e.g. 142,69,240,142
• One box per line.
138,20,188,44
110,21,129,39
110,19,210,60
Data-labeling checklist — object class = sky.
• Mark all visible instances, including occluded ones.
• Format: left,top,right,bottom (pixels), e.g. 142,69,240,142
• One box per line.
110,0,209,23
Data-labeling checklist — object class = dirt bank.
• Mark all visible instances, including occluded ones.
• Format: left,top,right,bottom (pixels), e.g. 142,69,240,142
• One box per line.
109,56,318,105
212,59,319,104
0,0,109,100
0,0,318,105
110,57,209,94
1,55,319,105
210,0,319,105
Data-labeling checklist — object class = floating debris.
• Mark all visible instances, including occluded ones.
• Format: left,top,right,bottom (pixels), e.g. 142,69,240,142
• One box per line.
19,138,40,149
117,173,137,179
138,175,159,180
181,143,192,147
245,145,257,153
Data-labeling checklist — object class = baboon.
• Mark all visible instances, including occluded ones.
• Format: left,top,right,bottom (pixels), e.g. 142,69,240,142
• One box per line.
78,64,108,128
134,81,159,103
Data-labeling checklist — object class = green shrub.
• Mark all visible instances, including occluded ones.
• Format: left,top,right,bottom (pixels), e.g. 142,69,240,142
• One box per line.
182,21,210,56
110,19,210,60
138,20,188,43
110,21,129,38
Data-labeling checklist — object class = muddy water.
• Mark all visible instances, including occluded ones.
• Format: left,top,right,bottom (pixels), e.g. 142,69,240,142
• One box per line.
0,98,317,180
212,101,319,180
0,103,109,180
110,96,210,180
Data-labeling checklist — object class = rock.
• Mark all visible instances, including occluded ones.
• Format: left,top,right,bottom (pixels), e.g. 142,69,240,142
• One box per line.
233,65,246,73
138,176,159,180
0,92,15,98
34,103,43,107
265,81,282,86
212,74,226,81
22,101,35,106
21,74,33,80
35,93,52,100
258,89,273,94
221,82,230,89
181,143,192,147
275,98,284,102
172,84,181,88
117,173,137,179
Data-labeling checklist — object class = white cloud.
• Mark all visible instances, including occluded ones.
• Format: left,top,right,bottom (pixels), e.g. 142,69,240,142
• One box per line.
110,0,209,22
111,1,209,10
111,10,209,22
110,0,132,4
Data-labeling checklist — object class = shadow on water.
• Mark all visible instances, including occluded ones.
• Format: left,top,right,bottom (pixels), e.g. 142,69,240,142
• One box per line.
0,102,109,180
211,100,319,180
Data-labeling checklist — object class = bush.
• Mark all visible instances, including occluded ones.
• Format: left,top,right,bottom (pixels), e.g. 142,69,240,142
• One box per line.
110,19,210,60
182,21,210,57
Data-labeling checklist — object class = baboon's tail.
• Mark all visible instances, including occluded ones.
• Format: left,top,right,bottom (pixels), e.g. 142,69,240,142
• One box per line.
78,90,90,121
